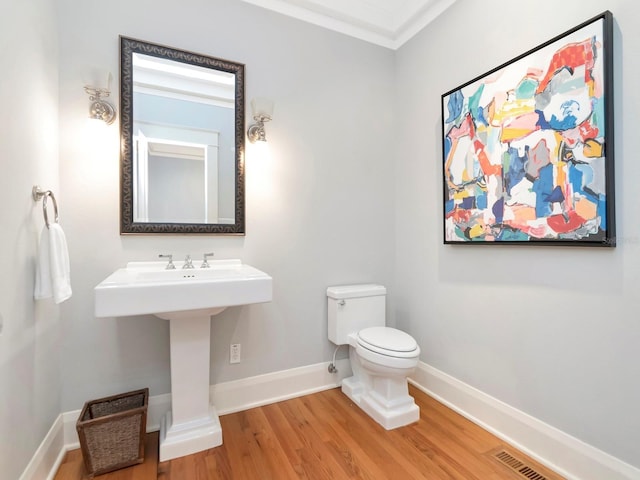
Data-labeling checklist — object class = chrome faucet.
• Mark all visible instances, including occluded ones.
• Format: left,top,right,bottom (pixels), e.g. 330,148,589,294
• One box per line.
159,254,175,270
201,252,214,268
183,254,195,269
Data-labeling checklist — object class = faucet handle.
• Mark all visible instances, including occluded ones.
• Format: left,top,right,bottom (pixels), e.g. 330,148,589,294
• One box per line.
159,254,176,270
201,252,215,268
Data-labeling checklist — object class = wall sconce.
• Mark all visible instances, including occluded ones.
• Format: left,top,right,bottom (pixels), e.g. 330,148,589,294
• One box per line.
247,98,274,143
84,86,116,125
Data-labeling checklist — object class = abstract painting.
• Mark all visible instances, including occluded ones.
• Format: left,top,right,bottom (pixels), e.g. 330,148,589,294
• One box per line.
442,11,614,246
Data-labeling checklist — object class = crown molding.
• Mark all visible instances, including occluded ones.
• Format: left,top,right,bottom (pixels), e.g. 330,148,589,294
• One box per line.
241,0,457,50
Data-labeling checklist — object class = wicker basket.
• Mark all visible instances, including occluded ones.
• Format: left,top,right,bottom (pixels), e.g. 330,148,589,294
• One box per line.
76,388,149,477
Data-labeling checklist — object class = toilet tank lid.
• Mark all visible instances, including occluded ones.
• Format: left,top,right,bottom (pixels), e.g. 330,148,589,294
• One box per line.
327,284,386,299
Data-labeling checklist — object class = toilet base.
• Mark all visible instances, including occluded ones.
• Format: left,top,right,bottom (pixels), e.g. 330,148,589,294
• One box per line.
342,375,419,430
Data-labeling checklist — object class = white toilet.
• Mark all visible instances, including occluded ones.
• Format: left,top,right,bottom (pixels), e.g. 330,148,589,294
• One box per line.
327,284,420,429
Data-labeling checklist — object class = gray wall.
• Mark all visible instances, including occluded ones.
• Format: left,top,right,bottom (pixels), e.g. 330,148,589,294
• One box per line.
395,0,640,468
0,0,61,478
56,0,395,414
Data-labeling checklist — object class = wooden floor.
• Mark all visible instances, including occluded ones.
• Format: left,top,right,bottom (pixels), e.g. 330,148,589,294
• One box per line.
55,428,159,479
55,385,563,480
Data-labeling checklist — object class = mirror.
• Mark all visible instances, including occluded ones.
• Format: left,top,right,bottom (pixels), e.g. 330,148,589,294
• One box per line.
120,37,245,234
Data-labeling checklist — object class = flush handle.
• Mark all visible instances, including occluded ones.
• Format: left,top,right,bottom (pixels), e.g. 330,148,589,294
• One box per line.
338,300,346,306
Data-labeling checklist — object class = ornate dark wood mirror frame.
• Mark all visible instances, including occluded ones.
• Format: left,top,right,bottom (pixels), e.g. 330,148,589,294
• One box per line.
119,36,245,234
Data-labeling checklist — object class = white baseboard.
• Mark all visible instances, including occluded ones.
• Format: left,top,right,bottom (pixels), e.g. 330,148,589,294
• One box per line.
24,358,640,480
211,357,352,414
409,362,640,480
18,414,66,480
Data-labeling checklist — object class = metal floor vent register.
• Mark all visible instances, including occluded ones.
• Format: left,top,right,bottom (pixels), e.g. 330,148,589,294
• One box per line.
492,449,549,480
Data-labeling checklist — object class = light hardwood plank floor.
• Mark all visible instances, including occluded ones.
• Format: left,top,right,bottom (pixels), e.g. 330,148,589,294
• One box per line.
56,385,564,479
55,427,158,479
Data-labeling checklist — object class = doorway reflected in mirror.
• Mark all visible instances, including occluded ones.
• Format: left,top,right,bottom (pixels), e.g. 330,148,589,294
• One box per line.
120,37,245,234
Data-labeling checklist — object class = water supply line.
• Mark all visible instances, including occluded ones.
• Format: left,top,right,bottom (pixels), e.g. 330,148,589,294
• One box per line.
328,345,342,373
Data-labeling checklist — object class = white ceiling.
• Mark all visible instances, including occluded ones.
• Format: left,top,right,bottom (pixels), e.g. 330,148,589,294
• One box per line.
240,0,457,49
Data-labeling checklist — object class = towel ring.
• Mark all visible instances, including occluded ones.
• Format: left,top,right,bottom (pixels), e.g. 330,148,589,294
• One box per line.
32,185,59,229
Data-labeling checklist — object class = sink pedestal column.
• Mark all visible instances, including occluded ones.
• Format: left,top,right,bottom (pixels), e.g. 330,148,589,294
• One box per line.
158,313,223,462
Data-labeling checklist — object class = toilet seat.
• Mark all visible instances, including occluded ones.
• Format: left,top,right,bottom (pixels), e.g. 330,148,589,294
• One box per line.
357,327,420,359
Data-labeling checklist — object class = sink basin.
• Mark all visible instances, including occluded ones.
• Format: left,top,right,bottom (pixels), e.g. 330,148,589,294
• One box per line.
94,259,272,318
93,258,273,462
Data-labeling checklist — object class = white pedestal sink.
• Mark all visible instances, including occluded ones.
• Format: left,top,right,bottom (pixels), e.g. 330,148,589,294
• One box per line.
94,259,272,461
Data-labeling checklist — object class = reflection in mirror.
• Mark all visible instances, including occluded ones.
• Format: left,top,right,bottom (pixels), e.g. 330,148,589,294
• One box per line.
120,37,245,234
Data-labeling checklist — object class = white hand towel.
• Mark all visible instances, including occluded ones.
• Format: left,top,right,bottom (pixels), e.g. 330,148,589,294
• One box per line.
34,224,72,304
48,224,72,303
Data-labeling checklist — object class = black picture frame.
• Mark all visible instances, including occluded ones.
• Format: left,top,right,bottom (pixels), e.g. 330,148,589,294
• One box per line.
441,11,615,246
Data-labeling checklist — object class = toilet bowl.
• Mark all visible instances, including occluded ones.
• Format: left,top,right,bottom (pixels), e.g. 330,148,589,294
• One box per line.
327,285,420,429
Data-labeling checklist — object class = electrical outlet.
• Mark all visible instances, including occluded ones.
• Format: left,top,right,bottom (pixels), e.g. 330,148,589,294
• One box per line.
230,343,241,364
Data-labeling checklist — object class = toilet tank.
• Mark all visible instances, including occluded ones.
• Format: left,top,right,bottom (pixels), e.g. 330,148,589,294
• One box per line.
327,284,386,345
